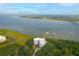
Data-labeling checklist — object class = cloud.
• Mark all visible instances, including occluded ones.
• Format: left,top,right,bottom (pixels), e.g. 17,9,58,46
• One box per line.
0,3,79,15
54,0,79,3
0,3,51,14
57,3,78,6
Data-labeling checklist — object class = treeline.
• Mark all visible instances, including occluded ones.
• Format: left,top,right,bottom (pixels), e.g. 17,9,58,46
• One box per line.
0,38,79,56
35,39,79,56
0,29,79,56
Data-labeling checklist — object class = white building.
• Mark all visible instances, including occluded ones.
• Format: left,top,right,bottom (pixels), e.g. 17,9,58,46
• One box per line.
0,35,7,43
33,38,46,48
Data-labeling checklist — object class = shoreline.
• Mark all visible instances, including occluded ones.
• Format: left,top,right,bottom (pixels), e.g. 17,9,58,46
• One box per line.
47,19,79,23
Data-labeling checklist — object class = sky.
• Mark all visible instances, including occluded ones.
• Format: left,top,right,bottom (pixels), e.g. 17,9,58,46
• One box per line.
0,3,79,15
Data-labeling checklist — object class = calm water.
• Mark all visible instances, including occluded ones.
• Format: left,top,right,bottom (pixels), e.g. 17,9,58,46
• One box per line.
0,15,79,41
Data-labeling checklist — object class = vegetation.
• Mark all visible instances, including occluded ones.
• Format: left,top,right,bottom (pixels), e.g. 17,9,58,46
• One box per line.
21,15,79,22
0,29,79,56
48,17,79,22
21,16,44,19
35,39,79,56
0,29,33,46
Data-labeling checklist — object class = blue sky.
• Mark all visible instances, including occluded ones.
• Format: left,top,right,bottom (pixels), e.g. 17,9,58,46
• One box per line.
0,3,79,15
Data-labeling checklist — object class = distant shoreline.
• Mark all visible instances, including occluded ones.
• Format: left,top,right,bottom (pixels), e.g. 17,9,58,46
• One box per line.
48,19,79,23
20,15,79,22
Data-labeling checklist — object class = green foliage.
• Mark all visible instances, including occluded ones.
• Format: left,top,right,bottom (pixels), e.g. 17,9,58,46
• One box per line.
0,29,79,56
49,17,79,22
34,39,79,56
0,43,21,56
0,29,33,56
0,29,33,46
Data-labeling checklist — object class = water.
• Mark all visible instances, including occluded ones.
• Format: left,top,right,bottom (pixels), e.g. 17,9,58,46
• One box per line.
0,15,79,41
